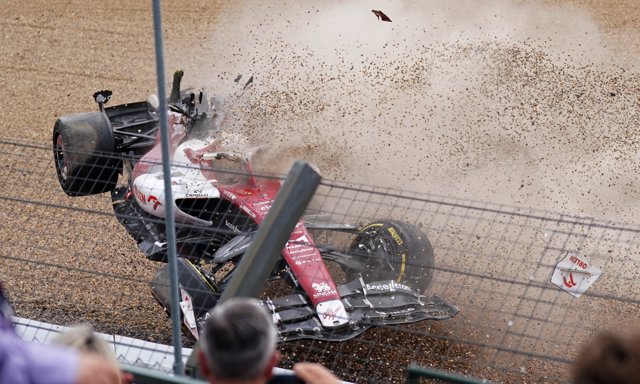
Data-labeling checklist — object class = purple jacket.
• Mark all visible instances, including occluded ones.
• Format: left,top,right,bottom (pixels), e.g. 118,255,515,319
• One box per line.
0,288,78,384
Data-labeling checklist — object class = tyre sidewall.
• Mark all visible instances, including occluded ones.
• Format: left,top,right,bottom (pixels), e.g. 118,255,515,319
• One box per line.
52,112,121,196
348,220,434,292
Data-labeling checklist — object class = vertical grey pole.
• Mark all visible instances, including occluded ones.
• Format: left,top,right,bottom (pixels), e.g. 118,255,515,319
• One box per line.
185,160,321,377
151,0,184,375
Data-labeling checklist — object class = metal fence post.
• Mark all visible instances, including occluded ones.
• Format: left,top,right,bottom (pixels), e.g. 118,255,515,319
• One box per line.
151,0,184,375
185,160,321,377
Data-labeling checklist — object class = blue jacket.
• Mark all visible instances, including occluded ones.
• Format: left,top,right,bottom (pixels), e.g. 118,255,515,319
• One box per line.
0,285,78,384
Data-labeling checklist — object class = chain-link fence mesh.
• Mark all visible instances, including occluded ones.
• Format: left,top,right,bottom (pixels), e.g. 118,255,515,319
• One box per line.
307,182,640,382
2,139,639,383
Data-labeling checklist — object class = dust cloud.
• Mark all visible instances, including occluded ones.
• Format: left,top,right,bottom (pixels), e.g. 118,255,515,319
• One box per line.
174,0,640,223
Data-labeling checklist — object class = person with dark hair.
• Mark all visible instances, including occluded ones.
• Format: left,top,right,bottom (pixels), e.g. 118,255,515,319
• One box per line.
197,297,339,384
0,282,124,384
573,331,640,384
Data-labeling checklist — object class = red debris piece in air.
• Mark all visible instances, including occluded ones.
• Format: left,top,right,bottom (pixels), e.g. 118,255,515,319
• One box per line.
372,10,392,22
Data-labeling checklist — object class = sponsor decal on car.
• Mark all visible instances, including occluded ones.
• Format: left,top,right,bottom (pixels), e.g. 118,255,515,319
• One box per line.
287,234,312,249
312,281,331,292
185,193,208,198
311,281,337,299
387,227,404,245
186,190,208,198
133,186,162,210
294,257,321,266
365,281,411,292
322,306,340,321
148,195,162,210
133,185,146,203
225,220,241,234
240,205,256,219
375,308,416,316
288,248,317,255
290,250,318,258
313,290,337,299
316,300,349,327
258,204,272,212
222,190,237,200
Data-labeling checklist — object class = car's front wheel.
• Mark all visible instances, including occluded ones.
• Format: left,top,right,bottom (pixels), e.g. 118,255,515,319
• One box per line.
344,220,435,292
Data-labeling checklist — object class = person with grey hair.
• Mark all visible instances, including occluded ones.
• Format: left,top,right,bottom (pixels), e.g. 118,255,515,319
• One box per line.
51,324,133,384
52,324,116,362
197,297,339,384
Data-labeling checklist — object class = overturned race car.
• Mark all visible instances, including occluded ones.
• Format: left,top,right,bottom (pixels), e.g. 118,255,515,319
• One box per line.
52,70,458,342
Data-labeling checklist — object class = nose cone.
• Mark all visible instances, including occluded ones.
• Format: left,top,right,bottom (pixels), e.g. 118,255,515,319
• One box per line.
316,300,349,328
132,173,166,216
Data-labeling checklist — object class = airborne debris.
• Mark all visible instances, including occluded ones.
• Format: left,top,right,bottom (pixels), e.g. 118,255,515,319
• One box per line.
372,10,392,22
243,75,254,90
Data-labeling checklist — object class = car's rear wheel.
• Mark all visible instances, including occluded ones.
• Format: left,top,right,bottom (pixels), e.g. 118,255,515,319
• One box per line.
52,112,121,196
344,220,435,292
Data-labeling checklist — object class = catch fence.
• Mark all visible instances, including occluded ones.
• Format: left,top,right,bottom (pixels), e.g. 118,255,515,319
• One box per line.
1,139,639,383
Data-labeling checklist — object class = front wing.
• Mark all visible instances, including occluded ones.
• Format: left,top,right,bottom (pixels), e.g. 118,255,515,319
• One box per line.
260,277,458,342
150,260,458,342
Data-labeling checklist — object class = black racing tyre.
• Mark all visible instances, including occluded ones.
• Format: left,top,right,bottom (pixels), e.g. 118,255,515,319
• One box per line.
52,112,121,196
345,220,435,292
150,258,220,320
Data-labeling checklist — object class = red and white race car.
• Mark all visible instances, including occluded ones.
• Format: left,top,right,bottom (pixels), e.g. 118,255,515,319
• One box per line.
52,71,457,341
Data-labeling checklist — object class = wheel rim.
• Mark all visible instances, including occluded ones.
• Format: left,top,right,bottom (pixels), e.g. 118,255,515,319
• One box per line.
54,134,68,183
358,228,401,280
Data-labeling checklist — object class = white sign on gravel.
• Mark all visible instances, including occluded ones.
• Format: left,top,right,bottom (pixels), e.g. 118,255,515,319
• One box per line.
550,253,602,298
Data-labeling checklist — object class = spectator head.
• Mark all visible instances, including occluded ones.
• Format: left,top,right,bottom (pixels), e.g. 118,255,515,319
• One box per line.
573,331,640,384
198,298,279,384
52,324,116,363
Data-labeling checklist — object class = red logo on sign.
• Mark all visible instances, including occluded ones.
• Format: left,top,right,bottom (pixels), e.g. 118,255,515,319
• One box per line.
563,273,577,288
